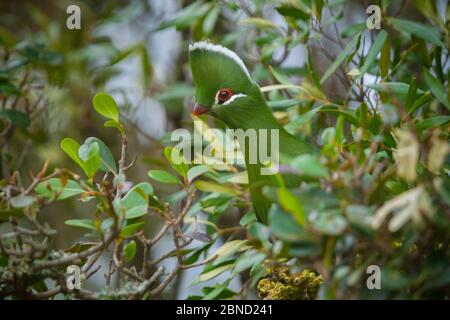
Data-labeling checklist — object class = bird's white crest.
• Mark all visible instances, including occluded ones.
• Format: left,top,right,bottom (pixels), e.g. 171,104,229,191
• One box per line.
214,93,247,105
189,41,251,79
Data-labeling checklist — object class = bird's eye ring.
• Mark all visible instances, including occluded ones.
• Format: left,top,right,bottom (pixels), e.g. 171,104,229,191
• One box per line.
216,88,233,104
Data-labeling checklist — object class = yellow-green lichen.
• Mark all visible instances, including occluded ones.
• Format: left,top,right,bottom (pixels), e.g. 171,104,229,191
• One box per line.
257,266,323,300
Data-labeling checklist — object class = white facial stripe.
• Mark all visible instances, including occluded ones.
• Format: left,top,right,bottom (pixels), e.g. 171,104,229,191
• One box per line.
215,93,247,106
189,41,251,79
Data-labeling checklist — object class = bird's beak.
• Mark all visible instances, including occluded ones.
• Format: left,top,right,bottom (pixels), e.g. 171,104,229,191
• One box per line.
192,103,211,116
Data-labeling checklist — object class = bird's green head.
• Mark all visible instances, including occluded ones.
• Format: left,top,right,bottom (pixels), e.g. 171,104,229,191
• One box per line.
189,41,263,125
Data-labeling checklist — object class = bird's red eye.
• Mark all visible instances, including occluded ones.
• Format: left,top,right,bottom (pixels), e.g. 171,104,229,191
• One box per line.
217,88,233,104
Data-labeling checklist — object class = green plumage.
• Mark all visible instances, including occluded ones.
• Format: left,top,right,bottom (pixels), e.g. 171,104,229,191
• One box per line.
189,42,315,223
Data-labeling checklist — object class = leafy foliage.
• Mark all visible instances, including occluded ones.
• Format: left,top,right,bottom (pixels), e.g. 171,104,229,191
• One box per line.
0,0,448,300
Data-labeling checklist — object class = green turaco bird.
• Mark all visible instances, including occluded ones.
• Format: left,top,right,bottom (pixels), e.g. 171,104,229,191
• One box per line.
189,41,315,223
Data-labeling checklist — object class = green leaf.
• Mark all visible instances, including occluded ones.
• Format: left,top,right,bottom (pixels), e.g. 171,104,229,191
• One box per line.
0,109,30,128
120,222,145,238
269,66,293,86
202,280,234,300
341,23,366,38
0,80,20,96
412,0,442,28
10,195,34,208
202,6,220,36
148,169,180,184
139,46,152,89
184,243,212,266
108,45,138,66
321,127,336,145
358,30,387,78
164,147,189,179
248,222,271,248
250,260,266,278
388,17,444,47
198,264,233,282
288,242,320,258
104,119,122,130
415,116,450,131
84,137,117,173
120,182,153,219
366,82,424,99
65,219,96,230
275,5,309,21
239,211,257,226
423,69,450,110
35,178,84,200
123,240,137,262
284,107,320,132
321,34,359,84
313,0,323,20
346,205,375,236
200,194,233,215
60,138,85,170
78,141,98,161
209,240,248,265
408,92,432,115
78,140,101,178
239,18,280,32
187,165,210,183
311,210,347,235
92,93,119,122
277,188,306,226
218,172,248,184
290,154,328,178
355,103,369,129
267,99,299,109
195,181,237,195
156,1,211,30
232,251,266,276
380,32,390,78
405,77,417,113
335,115,344,147
268,206,312,242
307,49,324,94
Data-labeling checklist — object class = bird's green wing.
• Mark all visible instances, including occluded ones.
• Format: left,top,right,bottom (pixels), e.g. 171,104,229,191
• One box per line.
246,163,273,224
